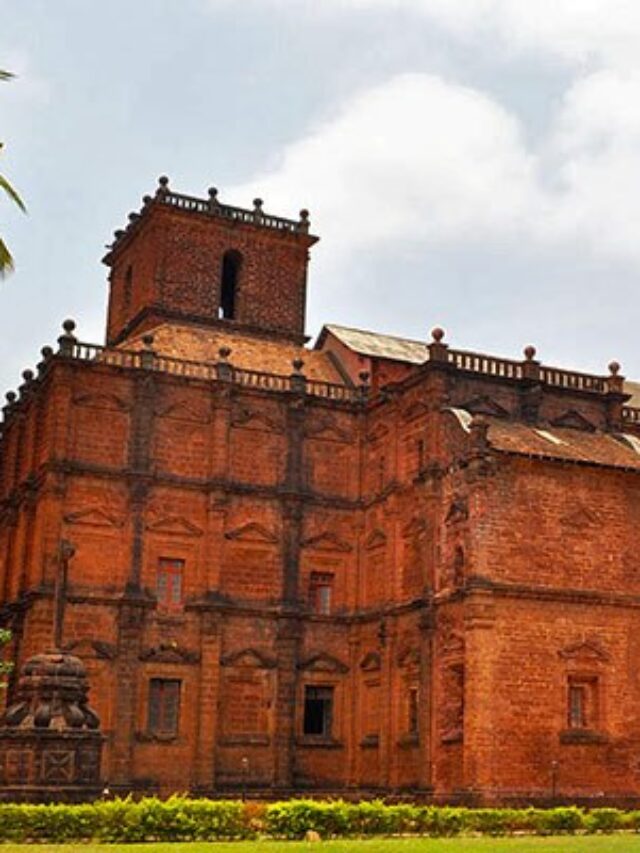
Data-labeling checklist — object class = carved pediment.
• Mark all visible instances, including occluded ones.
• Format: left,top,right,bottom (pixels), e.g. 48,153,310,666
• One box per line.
298,652,349,674
401,400,429,422
401,517,426,538
364,529,387,550
559,640,609,663
559,504,600,530
551,410,596,432
301,531,352,553
445,498,468,525
73,393,129,412
397,647,420,668
366,422,390,443
461,395,509,419
220,648,277,669
225,522,279,544
146,515,203,537
155,401,210,423
139,643,200,664
62,639,117,660
231,404,283,433
304,416,351,443
64,508,124,529
360,651,381,672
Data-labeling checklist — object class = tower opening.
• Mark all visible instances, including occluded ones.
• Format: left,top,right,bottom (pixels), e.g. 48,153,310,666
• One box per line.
219,250,242,320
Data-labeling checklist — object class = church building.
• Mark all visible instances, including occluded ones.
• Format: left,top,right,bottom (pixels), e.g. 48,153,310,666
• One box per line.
2,177,640,803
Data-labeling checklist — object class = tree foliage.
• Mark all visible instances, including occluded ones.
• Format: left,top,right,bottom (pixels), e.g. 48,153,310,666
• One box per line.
0,69,26,277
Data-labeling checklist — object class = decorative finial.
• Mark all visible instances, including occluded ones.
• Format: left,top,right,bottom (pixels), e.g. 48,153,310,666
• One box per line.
431,327,445,343
142,195,152,205
5,391,17,404
142,334,154,348
253,198,263,213
128,212,139,223
358,370,370,385
114,229,125,239
218,346,231,360
523,345,537,361
208,187,218,201
21,369,34,383
292,358,304,374
158,175,169,188
299,209,309,222
40,346,53,360
62,319,76,335
608,361,621,376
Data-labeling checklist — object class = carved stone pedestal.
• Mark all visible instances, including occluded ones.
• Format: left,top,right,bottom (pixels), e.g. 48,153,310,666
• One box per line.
0,650,103,802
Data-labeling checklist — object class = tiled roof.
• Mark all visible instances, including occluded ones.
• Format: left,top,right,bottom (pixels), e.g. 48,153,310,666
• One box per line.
448,409,640,471
121,323,345,383
320,324,429,364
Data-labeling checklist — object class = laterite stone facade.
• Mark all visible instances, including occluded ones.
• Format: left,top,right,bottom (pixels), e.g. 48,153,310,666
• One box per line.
3,177,640,803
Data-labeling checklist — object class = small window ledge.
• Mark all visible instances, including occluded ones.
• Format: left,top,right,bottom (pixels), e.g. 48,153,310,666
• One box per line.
397,732,419,748
136,731,180,744
296,737,344,749
560,729,608,745
360,734,379,749
219,735,270,747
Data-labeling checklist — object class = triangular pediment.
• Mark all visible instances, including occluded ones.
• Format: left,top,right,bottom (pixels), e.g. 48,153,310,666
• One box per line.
401,517,427,538
559,640,609,663
298,652,349,674
155,401,210,423
304,416,351,443
64,508,124,529
62,638,117,660
73,392,129,412
146,515,203,537
367,422,390,443
397,647,420,668
225,522,279,544
551,410,596,432
360,651,381,672
139,643,200,664
559,504,600,529
401,400,429,422
231,405,283,433
445,498,468,525
461,395,509,419
364,528,387,550
301,531,352,553
220,647,277,669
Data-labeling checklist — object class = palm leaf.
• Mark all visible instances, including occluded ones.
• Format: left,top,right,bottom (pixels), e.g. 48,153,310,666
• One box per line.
0,173,26,212
0,70,14,82
0,237,14,277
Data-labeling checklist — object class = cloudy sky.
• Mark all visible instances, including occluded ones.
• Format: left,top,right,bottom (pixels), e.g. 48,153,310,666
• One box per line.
2,0,640,395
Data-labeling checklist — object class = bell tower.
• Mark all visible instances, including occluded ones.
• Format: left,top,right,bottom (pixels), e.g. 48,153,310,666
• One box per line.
103,176,318,345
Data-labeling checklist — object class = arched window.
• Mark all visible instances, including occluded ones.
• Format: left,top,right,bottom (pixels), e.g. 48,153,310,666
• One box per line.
219,250,242,320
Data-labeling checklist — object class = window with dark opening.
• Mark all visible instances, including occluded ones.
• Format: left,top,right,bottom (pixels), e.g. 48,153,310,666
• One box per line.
303,685,334,737
157,557,184,610
309,572,334,615
123,264,133,309
219,250,241,319
408,687,419,735
567,676,597,729
148,678,181,736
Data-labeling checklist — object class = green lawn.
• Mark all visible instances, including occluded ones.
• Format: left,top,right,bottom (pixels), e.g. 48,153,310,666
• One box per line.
7,838,640,853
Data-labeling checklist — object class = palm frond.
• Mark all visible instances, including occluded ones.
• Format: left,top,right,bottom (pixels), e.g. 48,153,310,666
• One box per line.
0,173,26,212
0,237,15,277
0,70,14,82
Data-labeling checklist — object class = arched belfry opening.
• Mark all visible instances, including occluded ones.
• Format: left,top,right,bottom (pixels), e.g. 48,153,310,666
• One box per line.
219,249,242,320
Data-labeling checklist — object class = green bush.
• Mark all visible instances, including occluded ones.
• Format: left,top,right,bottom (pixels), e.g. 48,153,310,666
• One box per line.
0,797,636,843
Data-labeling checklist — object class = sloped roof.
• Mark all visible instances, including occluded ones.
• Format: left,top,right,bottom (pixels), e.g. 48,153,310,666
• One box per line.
121,323,344,383
319,324,429,364
447,409,640,471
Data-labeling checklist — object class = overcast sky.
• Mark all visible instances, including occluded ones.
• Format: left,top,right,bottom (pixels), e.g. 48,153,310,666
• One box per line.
2,0,640,395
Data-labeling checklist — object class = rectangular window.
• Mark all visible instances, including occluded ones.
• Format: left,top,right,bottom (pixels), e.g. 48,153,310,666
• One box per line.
303,686,334,737
148,678,181,736
309,572,334,615
157,558,184,610
408,687,419,735
567,676,597,729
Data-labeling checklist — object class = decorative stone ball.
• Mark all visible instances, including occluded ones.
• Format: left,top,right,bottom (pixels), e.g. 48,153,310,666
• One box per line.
431,327,445,343
609,361,621,376
62,318,76,335
523,345,537,361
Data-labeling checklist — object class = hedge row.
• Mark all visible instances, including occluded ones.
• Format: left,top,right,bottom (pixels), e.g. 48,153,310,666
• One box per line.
0,798,638,842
